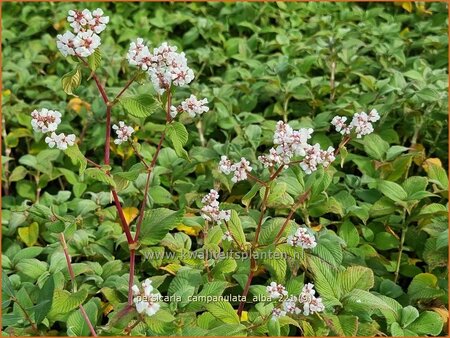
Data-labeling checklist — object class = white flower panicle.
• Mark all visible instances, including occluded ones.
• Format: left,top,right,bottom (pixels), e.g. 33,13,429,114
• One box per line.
218,156,253,183
126,40,194,94
57,8,109,58
126,38,152,70
222,231,233,242
31,108,62,133
170,95,209,119
45,132,76,150
300,283,325,316
273,121,313,163
132,279,161,317
271,282,324,320
266,282,288,299
200,189,231,224
112,121,134,145
299,144,336,175
287,227,317,249
331,109,380,138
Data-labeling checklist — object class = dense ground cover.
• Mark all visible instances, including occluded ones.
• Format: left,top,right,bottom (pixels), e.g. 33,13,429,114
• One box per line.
2,2,448,336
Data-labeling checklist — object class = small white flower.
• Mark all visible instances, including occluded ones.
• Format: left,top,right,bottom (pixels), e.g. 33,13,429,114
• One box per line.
30,108,62,133
287,227,317,249
283,298,301,315
88,8,109,34
45,132,75,150
127,38,152,70
112,121,134,145
266,282,288,299
56,31,77,57
222,230,233,242
299,283,324,316
67,9,92,33
218,156,253,183
271,307,287,320
173,95,209,118
200,189,230,224
73,30,101,57
132,278,161,317
218,155,233,175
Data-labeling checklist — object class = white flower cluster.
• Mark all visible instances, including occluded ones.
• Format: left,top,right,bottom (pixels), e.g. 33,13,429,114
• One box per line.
331,109,380,138
287,227,317,249
31,108,61,133
270,282,324,320
30,109,76,150
299,283,325,316
266,282,288,299
218,156,253,183
170,95,209,119
45,133,76,151
258,121,335,175
299,144,336,175
201,189,231,224
126,40,194,94
56,9,109,58
112,121,134,145
132,279,161,317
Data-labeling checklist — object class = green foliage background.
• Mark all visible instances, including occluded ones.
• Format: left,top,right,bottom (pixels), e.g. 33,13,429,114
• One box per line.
2,2,448,336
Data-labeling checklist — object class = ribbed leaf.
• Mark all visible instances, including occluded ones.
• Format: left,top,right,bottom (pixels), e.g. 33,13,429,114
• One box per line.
205,301,240,324
120,94,158,118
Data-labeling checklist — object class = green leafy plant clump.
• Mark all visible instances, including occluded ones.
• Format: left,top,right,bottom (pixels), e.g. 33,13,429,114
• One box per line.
2,2,448,337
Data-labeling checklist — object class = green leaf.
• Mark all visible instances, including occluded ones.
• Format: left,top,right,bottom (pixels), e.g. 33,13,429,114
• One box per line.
205,301,240,324
307,256,341,306
400,306,419,328
338,220,359,248
407,273,445,301
324,314,358,336
18,222,39,247
426,162,448,190
227,210,246,248
85,168,116,187
338,266,374,295
35,275,55,324
119,94,159,118
363,134,389,160
166,121,189,160
268,317,281,336
67,299,98,336
140,208,184,245
407,311,443,336
376,180,408,202
61,65,82,96
48,289,88,318
64,144,87,175
2,272,16,299
87,49,102,71
9,165,28,182
16,258,48,280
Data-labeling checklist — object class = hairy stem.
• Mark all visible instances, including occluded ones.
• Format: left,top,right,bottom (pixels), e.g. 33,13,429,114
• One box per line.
60,234,97,336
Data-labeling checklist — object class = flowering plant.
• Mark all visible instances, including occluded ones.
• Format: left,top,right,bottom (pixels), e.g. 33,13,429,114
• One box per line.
2,3,447,337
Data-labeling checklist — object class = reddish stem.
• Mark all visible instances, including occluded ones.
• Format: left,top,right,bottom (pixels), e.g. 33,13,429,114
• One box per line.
114,73,138,102
237,257,256,318
128,249,136,305
112,189,133,244
105,104,112,165
274,188,311,243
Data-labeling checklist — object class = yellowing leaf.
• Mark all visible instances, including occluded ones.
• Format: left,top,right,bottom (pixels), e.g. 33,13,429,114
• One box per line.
176,224,201,236
237,310,248,322
422,158,442,173
102,303,114,316
68,97,91,113
160,263,182,275
416,3,432,15
18,222,39,247
123,207,139,225
3,89,11,96
400,27,410,37
311,224,322,232
411,143,426,165
401,2,413,13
